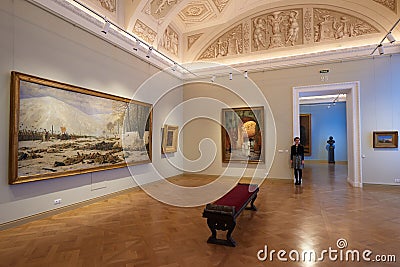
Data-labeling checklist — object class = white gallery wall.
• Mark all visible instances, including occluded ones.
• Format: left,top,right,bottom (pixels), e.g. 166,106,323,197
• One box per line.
0,0,183,225
183,54,400,185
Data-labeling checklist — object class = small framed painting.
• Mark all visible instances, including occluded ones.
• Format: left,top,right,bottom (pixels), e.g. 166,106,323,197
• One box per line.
373,131,398,148
162,124,179,153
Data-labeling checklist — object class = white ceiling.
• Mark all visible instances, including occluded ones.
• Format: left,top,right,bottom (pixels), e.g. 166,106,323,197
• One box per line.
41,0,400,72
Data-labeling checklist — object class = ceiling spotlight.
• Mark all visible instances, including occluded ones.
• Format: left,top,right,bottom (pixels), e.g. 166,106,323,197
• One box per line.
244,71,248,79
229,72,233,80
133,38,140,51
211,75,216,82
172,63,177,71
146,47,153,58
387,32,396,43
101,19,111,34
378,44,384,55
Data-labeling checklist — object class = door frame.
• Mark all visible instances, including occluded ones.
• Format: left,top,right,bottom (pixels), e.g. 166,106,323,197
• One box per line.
293,82,362,187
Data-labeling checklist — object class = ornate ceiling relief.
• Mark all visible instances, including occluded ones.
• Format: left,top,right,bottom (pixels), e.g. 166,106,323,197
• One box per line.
199,24,243,59
212,0,230,13
178,1,215,23
251,9,303,52
97,0,116,12
313,9,379,42
373,0,397,12
196,6,381,61
187,33,203,50
243,21,251,53
150,0,179,19
159,26,179,56
133,20,157,44
303,8,313,44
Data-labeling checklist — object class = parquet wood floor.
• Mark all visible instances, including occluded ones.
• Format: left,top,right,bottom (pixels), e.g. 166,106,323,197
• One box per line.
0,164,399,266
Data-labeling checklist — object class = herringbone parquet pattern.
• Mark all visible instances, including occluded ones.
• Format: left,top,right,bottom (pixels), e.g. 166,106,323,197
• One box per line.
0,164,399,266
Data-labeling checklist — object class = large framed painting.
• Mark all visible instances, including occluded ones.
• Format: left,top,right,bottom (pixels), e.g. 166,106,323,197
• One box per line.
161,124,178,153
373,131,398,148
9,72,152,184
300,114,311,156
221,106,264,163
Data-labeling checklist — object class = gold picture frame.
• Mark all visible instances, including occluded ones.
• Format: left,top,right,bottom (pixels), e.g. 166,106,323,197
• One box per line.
9,71,152,184
221,106,264,163
162,124,179,153
373,131,398,148
300,114,311,156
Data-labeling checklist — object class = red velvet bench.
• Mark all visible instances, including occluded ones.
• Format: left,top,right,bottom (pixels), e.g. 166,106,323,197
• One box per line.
202,183,259,247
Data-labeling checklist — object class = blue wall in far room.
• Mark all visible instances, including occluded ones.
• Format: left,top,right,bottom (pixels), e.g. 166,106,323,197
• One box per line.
300,102,347,162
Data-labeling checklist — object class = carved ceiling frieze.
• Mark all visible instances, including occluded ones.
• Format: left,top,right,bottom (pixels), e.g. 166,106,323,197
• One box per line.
148,0,179,19
251,9,303,52
197,6,381,60
159,26,179,56
83,0,117,15
313,9,379,42
373,0,397,12
178,1,215,23
187,33,203,50
303,8,313,44
212,0,230,13
132,19,157,44
97,0,116,12
199,24,243,59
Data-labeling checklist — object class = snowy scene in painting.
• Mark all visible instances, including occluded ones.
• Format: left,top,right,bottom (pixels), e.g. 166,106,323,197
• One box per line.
17,80,151,178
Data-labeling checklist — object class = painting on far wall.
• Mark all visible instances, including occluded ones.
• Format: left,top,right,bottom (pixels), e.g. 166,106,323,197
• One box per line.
161,124,178,153
9,72,152,184
221,106,264,163
300,114,311,156
373,131,398,148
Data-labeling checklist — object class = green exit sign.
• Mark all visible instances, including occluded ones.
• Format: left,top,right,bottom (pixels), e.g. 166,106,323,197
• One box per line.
320,69,330,73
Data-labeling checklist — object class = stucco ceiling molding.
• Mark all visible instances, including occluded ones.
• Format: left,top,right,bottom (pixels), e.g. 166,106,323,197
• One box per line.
133,19,158,44
184,43,400,79
194,4,384,62
30,0,178,73
81,0,118,22
187,33,204,50
212,0,230,13
198,23,244,60
373,0,397,13
148,0,181,19
159,25,180,58
178,1,215,23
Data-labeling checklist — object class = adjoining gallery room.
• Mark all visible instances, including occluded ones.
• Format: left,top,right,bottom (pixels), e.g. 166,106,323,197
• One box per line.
1,0,400,266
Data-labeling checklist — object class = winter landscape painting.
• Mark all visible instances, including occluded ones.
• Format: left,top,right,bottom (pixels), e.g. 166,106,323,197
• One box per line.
9,72,152,184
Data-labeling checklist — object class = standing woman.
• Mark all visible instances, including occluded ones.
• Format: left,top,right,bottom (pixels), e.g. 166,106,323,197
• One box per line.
290,137,305,185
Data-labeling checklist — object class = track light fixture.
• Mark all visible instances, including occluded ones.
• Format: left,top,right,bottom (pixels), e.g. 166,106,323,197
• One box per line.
378,44,384,55
386,32,396,43
211,75,216,82
371,18,399,55
244,71,248,79
133,38,140,51
229,72,233,80
71,0,197,76
101,19,111,34
146,47,153,58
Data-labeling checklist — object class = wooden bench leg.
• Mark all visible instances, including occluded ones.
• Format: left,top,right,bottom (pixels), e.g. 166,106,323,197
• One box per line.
225,220,236,247
206,218,237,247
245,193,258,211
